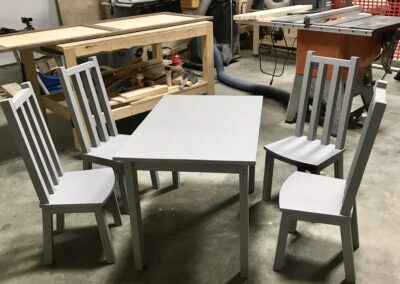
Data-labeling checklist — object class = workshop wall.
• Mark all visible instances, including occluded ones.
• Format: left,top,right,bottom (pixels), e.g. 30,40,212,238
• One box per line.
0,0,60,65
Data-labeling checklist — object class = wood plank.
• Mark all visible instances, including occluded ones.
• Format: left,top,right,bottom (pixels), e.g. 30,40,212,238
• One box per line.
95,14,198,30
112,81,208,120
0,26,109,50
233,5,313,21
273,5,363,23
42,96,70,120
57,0,106,25
1,83,21,97
111,85,168,104
59,21,211,58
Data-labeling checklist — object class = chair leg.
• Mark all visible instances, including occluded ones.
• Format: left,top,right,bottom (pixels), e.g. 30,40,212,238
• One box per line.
249,165,255,194
42,210,54,265
351,202,360,250
273,213,292,271
109,192,122,226
150,171,160,189
288,219,297,234
56,213,64,234
172,171,180,189
115,167,129,215
262,152,274,201
340,220,356,283
95,208,116,264
83,160,92,170
334,159,344,179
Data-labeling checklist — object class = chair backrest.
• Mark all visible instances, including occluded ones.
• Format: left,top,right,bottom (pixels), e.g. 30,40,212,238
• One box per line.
57,57,118,154
294,51,359,150
0,83,64,204
341,80,387,215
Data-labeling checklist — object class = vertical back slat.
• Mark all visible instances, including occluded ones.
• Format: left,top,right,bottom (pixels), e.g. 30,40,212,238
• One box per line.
57,67,91,153
26,83,63,177
321,64,343,145
89,57,118,136
307,63,327,141
81,69,110,142
335,56,359,149
341,81,387,215
1,93,50,204
71,73,101,147
19,101,55,194
25,97,60,185
295,51,315,137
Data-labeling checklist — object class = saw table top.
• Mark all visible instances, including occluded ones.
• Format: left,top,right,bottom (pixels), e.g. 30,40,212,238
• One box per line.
237,6,400,37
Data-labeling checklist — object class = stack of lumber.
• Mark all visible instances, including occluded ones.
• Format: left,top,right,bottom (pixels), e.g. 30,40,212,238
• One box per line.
233,5,312,21
102,59,166,96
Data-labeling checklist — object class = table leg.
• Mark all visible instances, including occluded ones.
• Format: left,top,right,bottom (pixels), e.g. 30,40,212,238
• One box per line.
151,43,163,61
239,166,249,278
124,162,145,270
253,24,260,57
202,23,215,95
19,48,45,116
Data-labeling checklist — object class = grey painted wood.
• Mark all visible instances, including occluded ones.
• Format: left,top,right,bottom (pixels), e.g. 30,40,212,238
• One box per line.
263,51,359,201
307,63,327,141
1,84,122,264
172,172,180,189
114,95,263,277
341,80,387,215
273,82,387,283
336,56,359,149
321,65,342,145
239,166,249,278
294,51,315,137
124,162,145,270
114,95,263,164
95,207,116,263
57,57,163,211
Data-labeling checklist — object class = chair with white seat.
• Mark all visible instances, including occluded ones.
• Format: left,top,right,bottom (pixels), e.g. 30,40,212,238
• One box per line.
1,83,122,264
57,57,180,213
262,51,359,201
273,81,387,283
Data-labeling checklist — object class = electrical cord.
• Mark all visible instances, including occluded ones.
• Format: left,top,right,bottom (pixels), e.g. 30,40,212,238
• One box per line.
259,28,297,85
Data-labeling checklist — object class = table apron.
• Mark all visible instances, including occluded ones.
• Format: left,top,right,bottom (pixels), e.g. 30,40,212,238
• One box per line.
127,161,251,174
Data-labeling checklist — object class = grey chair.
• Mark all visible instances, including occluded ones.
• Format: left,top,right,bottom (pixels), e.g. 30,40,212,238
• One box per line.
273,81,387,283
57,57,179,213
263,51,359,201
0,82,122,264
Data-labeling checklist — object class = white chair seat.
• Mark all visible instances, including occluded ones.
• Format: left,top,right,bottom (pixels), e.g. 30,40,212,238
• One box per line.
84,134,130,162
46,168,115,207
280,171,346,216
266,135,344,167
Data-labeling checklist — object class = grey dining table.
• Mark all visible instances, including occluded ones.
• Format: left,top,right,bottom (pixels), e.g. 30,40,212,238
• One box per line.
113,95,263,278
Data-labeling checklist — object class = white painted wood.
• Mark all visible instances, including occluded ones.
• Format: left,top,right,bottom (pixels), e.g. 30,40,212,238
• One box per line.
114,95,263,165
58,57,163,212
113,95,263,277
263,51,359,201
266,135,343,168
1,84,122,264
273,83,387,283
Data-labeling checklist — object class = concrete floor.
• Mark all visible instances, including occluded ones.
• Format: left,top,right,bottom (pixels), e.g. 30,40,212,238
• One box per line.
0,50,399,284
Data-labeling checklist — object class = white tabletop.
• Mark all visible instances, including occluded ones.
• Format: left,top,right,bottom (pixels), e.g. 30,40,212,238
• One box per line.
114,95,263,165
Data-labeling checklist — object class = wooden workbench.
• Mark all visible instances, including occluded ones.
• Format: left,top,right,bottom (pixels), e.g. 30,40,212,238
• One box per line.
0,13,214,138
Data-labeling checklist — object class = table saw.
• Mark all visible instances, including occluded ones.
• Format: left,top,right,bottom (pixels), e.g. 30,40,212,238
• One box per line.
236,5,400,123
